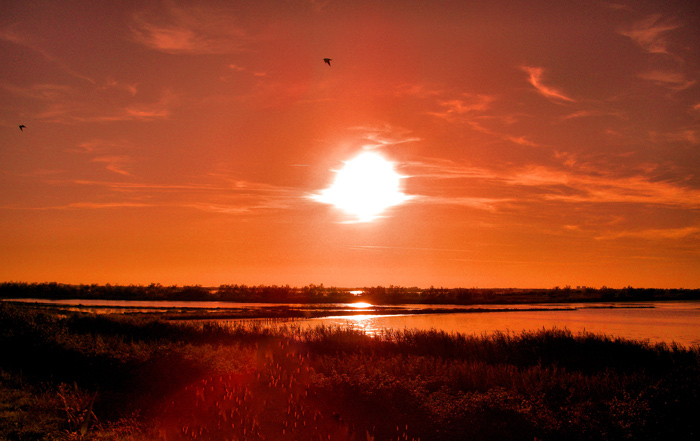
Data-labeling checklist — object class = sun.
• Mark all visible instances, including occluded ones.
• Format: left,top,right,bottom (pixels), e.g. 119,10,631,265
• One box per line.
313,152,410,222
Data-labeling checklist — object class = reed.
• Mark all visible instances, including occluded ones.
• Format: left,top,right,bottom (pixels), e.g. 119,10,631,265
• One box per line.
1,302,698,440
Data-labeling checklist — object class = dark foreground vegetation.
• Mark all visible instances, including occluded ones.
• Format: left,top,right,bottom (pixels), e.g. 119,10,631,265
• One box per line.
1,302,699,441
2,282,700,305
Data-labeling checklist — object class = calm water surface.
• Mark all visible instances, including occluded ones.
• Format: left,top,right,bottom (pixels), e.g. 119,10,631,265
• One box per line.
7,298,700,347
300,301,700,347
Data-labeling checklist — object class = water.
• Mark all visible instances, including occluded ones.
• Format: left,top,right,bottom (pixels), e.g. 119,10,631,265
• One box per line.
299,301,700,347
6,298,700,347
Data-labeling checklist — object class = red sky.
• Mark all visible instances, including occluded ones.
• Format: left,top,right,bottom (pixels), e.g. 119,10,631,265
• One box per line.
1,0,699,288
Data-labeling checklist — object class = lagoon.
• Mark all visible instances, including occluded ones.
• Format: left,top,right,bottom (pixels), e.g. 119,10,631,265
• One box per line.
299,301,700,347
6,298,700,347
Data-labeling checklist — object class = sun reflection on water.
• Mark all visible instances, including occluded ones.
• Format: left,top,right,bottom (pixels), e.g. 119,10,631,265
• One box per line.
349,302,373,308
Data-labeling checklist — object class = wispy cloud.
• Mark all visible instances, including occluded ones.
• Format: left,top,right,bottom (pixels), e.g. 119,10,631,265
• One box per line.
558,109,627,121
411,195,508,211
68,139,134,176
90,156,133,176
228,63,266,76
38,89,173,124
2,173,311,218
348,124,421,150
0,82,75,101
347,245,476,254
71,139,130,153
522,66,575,103
427,94,494,120
596,226,700,241
0,202,153,211
102,78,138,96
649,129,699,145
619,14,679,55
425,93,539,147
130,5,250,54
467,120,541,148
638,70,696,91
393,83,445,99
529,171,700,208
59,179,232,192
0,25,95,84
404,158,496,180
405,158,700,209
1,78,173,124
64,202,152,209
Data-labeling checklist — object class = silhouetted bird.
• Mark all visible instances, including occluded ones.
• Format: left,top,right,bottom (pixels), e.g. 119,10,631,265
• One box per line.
19,125,25,131
323,58,332,66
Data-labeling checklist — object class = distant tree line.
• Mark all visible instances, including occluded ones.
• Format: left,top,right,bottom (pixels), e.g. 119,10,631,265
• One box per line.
1,282,699,305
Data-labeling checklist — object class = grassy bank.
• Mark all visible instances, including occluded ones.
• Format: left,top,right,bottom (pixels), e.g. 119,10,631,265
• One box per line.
1,302,698,440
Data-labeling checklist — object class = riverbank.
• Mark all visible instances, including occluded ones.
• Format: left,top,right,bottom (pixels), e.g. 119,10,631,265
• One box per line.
2,302,699,440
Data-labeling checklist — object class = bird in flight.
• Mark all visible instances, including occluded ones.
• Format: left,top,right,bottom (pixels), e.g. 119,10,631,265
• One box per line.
19,124,25,131
323,58,332,66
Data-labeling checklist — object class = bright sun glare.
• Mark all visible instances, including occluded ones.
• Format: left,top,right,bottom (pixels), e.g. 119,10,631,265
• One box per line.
350,302,373,308
313,152,410,222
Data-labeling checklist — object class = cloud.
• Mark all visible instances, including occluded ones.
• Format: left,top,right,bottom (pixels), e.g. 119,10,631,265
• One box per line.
62,179,231,192
404,158,497,180
393,83,445,99
130,5,250,54
558,109,628,123
405,158,700,210
37,89,173,124
424,93,540,147
638,70,696,91
649,129,699,145
427,94,494,120
227,63,267,78
348,124,421,150
0,82,75,101
463,120,541,148
77,176,304,205
411,195,508,211
69,140,134,176
0,25,95,84
0,201,154,211
5,173,310,216
91,156,133,176
347,245,477,254
71,139,131,153
124,105,170,120
560,110,594,120
619,14,679,55
102,78,138,96
2,78,173,124
522,66,575,103
65,202,152,209
596,226,700,241
537,173,700,208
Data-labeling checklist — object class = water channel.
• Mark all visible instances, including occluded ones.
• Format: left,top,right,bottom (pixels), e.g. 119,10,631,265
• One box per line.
6,298,700,347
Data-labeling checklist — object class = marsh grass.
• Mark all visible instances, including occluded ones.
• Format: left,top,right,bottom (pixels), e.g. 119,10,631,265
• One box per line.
56,382,97,437
1,302,699,440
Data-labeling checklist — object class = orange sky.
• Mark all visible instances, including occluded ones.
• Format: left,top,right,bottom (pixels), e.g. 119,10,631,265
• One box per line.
2,0,699,288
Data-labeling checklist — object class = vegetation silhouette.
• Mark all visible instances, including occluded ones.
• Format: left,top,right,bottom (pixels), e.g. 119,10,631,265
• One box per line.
1,302,699,440
2,282,698,305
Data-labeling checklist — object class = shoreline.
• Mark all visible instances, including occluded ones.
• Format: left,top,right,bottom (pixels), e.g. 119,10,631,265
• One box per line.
1,298,659,321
